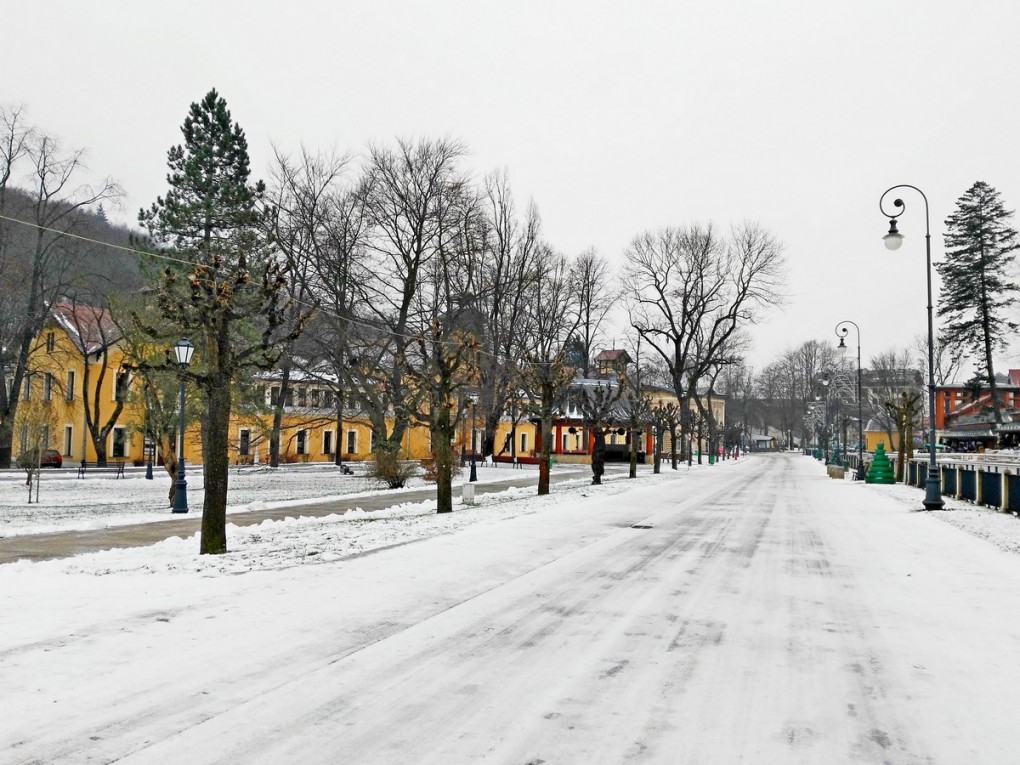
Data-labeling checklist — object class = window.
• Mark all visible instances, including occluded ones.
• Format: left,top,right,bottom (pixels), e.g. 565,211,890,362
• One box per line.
46,332,55,353
63,425,73,457
323,390,335,410
322,430,333,455
239,429,251,456
111,427,127,458
40,425,49,449
309,389,321,408
297,387,307,407
346,429,357,455
270,386,281,406
22,375,31,401
562,433,568,452
65,370,75,402
296,429,307,455
115,370,130,402
43,373,53,401
520,432,528,454
20,424,28,453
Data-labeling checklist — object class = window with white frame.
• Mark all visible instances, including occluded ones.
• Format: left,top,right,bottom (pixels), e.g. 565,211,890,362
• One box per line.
520,432,528,454
322,429,333,454
63,425,73,456
111,427,127,458
296,429,307,455
238,429,250,456
40,425,49,449
115,370,130,402
346,429,357,454
65,370,75,401
43,373,53,401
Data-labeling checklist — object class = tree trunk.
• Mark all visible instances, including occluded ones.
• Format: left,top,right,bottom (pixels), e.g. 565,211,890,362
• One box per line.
669,424,678,470
653,428,661,475
591,427,606,485
538,410,552,496
435,410,454,513
200,374,232,555
0,420,13,470
628,427,637,478
94,441,108,467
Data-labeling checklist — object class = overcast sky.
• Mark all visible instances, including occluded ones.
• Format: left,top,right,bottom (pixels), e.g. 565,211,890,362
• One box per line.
7,0,1020,372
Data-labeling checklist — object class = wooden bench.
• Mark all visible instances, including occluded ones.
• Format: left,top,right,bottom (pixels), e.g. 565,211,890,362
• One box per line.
77,460,126,478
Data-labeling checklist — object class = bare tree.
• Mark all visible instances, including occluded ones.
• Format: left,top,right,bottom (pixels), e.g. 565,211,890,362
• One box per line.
474,170,541,460
266,146,354,466
402,183,487,511
624,222,785,463
53,299,127,466
869,347,924,467
571,247,613,377
0,111,120,468
571,379,623,485
353,137,467,456
519,245,580,495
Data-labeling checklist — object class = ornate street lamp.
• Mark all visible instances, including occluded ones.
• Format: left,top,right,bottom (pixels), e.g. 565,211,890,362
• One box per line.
835,320,865,479
880,185,944,510
172,338,194,514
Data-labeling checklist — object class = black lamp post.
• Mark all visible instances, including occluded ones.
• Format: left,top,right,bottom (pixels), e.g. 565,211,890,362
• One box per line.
144,414,154,480
172,338,194,514
469,396,478,483
836,320,865,479
880,185,944,510
819,373,831,464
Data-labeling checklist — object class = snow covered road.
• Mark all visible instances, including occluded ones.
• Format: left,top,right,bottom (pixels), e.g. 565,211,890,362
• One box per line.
4,453,1020,763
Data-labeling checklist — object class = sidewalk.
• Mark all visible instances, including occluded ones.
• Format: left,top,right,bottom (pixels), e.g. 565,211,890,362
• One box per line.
0,467,593,564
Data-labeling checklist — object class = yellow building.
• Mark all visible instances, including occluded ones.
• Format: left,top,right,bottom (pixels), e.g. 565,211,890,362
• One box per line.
13,302,145,465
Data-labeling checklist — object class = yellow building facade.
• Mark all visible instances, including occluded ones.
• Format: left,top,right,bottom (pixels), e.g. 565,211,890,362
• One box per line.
10,305,538,467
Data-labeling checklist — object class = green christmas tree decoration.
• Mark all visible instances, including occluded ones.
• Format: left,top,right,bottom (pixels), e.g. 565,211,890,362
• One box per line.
866,442,896,484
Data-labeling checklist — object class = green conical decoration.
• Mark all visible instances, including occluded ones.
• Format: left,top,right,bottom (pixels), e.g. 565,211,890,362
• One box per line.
866,442,896,484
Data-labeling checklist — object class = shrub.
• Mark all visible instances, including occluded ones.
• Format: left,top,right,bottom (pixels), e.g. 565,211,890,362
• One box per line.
368,441,419,488
420,452,464,484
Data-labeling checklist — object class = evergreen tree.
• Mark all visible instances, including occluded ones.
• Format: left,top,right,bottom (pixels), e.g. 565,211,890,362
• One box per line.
936,181,1020,425
139,89,303,554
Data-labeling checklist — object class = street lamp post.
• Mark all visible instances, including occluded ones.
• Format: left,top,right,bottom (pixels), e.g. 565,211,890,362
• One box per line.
469,397,478,483
144,415,154,480
836,320,865,480
172,338,194,514
820,373,831,464
880,185,944,510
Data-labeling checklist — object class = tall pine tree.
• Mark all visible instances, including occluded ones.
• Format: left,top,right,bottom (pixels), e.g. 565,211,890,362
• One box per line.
139,89,303,554
936,181,1020,425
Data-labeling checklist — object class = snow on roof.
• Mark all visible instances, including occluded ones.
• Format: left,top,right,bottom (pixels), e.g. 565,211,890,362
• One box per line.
50,301,121,354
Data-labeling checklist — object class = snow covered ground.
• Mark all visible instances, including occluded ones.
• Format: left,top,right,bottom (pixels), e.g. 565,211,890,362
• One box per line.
4,454,1020,763
0,461,565,538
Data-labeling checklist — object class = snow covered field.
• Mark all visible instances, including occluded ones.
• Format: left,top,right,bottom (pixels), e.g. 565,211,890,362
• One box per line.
0,461,562,538
4,453,1020,763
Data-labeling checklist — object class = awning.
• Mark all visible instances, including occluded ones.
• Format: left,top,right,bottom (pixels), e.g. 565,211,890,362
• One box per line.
940,429,996,440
